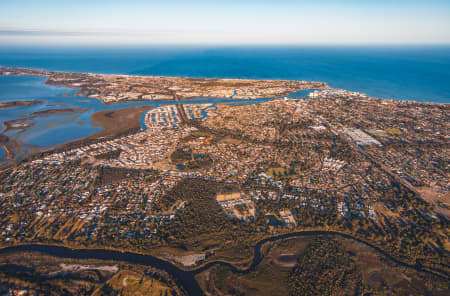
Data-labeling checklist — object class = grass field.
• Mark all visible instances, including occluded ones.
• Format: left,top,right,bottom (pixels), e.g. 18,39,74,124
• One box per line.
267,167,286,178
191,131,213,138
384,128,402,135
93,270,174,296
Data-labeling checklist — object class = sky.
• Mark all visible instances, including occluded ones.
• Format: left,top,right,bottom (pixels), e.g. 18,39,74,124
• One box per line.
0,0,449,46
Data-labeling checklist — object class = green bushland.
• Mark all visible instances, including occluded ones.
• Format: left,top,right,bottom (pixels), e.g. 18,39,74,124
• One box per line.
287,237,363,296
94,149,122,160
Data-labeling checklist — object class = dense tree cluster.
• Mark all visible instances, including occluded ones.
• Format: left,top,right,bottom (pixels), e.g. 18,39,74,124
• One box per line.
157,179,262,251
287,237,363,296
94,149,122,160
94,166,157,187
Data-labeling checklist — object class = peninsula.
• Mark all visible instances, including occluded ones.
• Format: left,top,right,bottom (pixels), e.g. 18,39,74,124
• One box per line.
0,66,328,104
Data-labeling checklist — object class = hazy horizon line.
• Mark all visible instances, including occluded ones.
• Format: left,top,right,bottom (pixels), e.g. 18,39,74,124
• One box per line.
1,43,450,49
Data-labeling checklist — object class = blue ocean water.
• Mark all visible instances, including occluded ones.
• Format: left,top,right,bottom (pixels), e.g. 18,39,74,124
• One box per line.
0,45,449,161
0,45,449,103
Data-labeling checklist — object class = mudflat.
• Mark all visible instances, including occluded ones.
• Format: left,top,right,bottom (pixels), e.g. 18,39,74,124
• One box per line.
0,100,46,109
90,104,154,138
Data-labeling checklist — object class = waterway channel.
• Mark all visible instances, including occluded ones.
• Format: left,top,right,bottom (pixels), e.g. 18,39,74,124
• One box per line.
0,231,446,296
0,75,284,162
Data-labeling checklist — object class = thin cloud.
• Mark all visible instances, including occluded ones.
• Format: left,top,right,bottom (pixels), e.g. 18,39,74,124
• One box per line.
0,29,122,37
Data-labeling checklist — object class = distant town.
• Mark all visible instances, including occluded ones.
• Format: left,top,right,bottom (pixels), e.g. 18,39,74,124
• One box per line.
0,66,327,103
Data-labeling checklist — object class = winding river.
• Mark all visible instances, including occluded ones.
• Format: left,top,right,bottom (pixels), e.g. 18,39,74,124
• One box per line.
0,231,447,295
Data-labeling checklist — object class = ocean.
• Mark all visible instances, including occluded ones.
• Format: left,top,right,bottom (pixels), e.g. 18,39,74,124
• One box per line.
0,45,449,162
0,45,449,103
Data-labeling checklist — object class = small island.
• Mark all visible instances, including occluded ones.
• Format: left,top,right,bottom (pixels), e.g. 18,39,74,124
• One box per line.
29,107,89,116
0,100,46,109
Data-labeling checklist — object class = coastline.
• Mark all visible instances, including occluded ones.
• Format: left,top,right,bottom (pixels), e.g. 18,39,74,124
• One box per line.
0,66,329,104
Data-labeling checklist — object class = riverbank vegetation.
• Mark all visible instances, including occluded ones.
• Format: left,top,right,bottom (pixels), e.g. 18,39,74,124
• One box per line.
0,251,186,296
196,235,449,296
